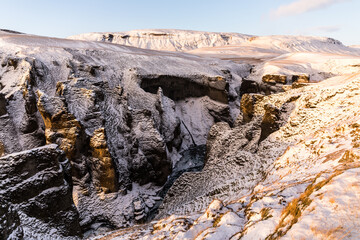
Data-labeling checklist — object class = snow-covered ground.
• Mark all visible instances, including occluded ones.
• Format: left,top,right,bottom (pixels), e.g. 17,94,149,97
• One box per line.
68,29,252,52
69,30,359,57
70,30,360,82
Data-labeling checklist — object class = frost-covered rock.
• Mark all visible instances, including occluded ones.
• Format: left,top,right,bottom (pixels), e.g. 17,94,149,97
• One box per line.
0,144,81,239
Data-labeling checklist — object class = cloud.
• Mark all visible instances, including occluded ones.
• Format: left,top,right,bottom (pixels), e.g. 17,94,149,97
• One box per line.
292,25,341,35
314,25,341,33
270,0,348,18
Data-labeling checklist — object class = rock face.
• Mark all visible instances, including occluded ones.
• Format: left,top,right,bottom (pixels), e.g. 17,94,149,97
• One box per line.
262,74,287,84
68,29,251,52
156,88,297,219
0,30,250,238
0,199,23,240
0,144,81,239
89,128,118,193
291,74,310,83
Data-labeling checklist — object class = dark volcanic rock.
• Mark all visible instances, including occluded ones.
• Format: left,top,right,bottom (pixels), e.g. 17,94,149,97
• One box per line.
0,94,6,116
0,199,23,240
140,75,229,104
0,144,81,239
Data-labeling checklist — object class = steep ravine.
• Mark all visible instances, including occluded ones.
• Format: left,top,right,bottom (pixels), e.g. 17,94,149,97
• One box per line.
0,30,252,239
97,73,360,240
2,29,360,240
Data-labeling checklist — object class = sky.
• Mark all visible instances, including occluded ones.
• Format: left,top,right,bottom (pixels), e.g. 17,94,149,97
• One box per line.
0,0,359,45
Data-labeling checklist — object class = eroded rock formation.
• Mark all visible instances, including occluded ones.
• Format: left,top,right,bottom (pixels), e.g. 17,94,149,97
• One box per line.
0,145,81,239
0,30,250,238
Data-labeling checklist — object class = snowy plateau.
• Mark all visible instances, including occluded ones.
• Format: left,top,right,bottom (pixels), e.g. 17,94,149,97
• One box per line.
0,29,360,240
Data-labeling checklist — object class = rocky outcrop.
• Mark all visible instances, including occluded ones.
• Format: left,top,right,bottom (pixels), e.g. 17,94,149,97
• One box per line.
89,128,118,193
291,74,310,83
0,57,46,156
0,144,81,239
240,93,264,122
68,29,251,52
262,74,287,84
0,199,23,240
37,91,82,162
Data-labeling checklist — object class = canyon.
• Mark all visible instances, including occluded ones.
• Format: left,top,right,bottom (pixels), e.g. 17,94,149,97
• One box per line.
1,29,360,239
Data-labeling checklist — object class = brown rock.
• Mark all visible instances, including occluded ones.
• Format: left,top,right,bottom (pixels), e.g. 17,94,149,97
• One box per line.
292,74,309,83
260,103,281,142
0,141,4,157
262,74,287,84
36,91,81,161
292,82,311,89
90,128,118,193
240,93,264,122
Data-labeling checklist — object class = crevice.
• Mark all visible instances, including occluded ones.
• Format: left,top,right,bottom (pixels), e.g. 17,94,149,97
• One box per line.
148,144,206,220
181,120,196,146
140,75,228,104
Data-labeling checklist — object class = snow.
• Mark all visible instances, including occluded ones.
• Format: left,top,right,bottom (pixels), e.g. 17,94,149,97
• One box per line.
68,29,252,52
70,29,360,84
248,52,360,82
69,30,359,58
284,168,360,240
